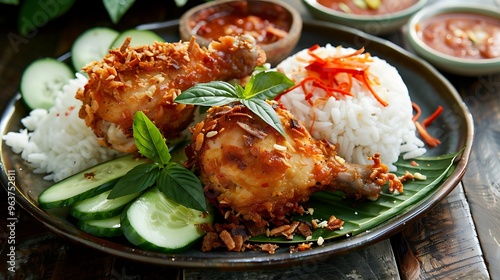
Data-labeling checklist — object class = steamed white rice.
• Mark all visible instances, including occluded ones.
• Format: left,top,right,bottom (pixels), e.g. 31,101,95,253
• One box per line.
3,73,122,182
276,45,425,170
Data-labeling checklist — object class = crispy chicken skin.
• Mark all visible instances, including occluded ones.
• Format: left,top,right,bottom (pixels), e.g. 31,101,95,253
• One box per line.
76,35,266,152
185,101,402,228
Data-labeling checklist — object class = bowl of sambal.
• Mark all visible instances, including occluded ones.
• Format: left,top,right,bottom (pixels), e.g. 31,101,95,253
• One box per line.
406,3,500,76
179,0,302,66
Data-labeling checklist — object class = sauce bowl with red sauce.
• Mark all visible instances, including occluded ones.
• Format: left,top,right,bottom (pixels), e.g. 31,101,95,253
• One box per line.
179,0,302,66
407,3,500,76
302,0,427,35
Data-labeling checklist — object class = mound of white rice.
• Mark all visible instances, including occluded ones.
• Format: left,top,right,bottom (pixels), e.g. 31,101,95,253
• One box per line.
3,73,122,182
276,45,426,170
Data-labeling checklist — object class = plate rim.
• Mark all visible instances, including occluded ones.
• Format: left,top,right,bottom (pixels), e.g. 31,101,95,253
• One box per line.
0,18,474,268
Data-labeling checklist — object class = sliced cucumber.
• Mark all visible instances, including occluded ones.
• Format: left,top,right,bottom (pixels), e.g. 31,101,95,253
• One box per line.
38,154,150,209
77,215,122,237
20,58,74,110
71,27,119,71
70,189,140,221
121,187,213,253
110,29,164,49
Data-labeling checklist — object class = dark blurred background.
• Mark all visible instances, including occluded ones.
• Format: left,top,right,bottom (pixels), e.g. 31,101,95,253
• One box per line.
0,0,206,111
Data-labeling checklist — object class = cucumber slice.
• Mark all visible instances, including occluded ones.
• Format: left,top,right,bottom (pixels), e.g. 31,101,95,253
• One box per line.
110,29,164,49
38,154,150,209
71,27,119,71
121,187,213,253
20,58,74,110
70,189,140,221
77,215,122,237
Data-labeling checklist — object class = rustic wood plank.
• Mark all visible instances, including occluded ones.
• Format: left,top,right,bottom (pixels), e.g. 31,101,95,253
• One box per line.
391,184,489,279
110,257,182,280
458,72,500,280
0,199,180,280
183,239,400,280
0,206,114,279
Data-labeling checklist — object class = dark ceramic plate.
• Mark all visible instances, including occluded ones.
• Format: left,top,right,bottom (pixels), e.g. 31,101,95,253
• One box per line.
0,19,473,269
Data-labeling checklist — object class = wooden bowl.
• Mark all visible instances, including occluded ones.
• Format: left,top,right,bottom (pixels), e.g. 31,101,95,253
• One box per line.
179,0,302,66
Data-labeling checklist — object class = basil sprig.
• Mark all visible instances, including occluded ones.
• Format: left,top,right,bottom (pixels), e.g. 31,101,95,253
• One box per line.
175,71,294,136
107,111,207,212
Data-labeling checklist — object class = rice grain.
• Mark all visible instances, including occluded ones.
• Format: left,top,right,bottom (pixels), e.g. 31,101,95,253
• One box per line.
276,45,426,170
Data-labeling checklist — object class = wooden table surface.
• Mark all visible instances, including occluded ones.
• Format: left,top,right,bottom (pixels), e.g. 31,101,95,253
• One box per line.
1,0,499,279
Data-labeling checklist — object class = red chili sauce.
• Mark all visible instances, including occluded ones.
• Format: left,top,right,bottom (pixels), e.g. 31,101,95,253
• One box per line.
190,3,290,45
418,13,500,59
317,0,418,16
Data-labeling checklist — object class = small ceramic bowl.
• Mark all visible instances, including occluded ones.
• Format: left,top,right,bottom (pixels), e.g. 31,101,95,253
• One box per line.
179,0,302,66
302,0,427,35
406,3,500,76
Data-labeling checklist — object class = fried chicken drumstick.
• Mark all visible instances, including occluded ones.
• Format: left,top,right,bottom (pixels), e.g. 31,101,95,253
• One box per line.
185,101,403,228
76,35,266,152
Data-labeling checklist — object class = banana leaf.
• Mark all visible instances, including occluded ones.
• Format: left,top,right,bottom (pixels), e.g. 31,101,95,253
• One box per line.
250,151,461,243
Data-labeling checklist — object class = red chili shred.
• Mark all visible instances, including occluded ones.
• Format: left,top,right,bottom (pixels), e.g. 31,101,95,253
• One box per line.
278,46,388,107
412,102,443,147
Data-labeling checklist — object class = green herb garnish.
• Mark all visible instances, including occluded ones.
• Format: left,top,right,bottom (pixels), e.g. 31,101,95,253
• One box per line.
174,71,294,137
107,111,207,212
14,0,192,36
102,0,135,24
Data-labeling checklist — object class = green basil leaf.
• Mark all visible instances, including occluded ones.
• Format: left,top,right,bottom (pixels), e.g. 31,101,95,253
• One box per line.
133,111,171,166
157,162,207,212
1,0,19,4
234,83,245,98
18,0,76,36
241,99,286,137
243,71,294,100
175,72,293,136
175,81,240,106
102,0,135,24
107,163,159,199
250,151,461,243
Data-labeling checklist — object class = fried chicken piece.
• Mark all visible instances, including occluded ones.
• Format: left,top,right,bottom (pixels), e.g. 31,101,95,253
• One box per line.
185,101,402,228
76,35,266,152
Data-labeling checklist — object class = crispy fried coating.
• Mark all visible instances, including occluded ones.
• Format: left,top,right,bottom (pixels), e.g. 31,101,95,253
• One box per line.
186,102,402,228
76,35,266,152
